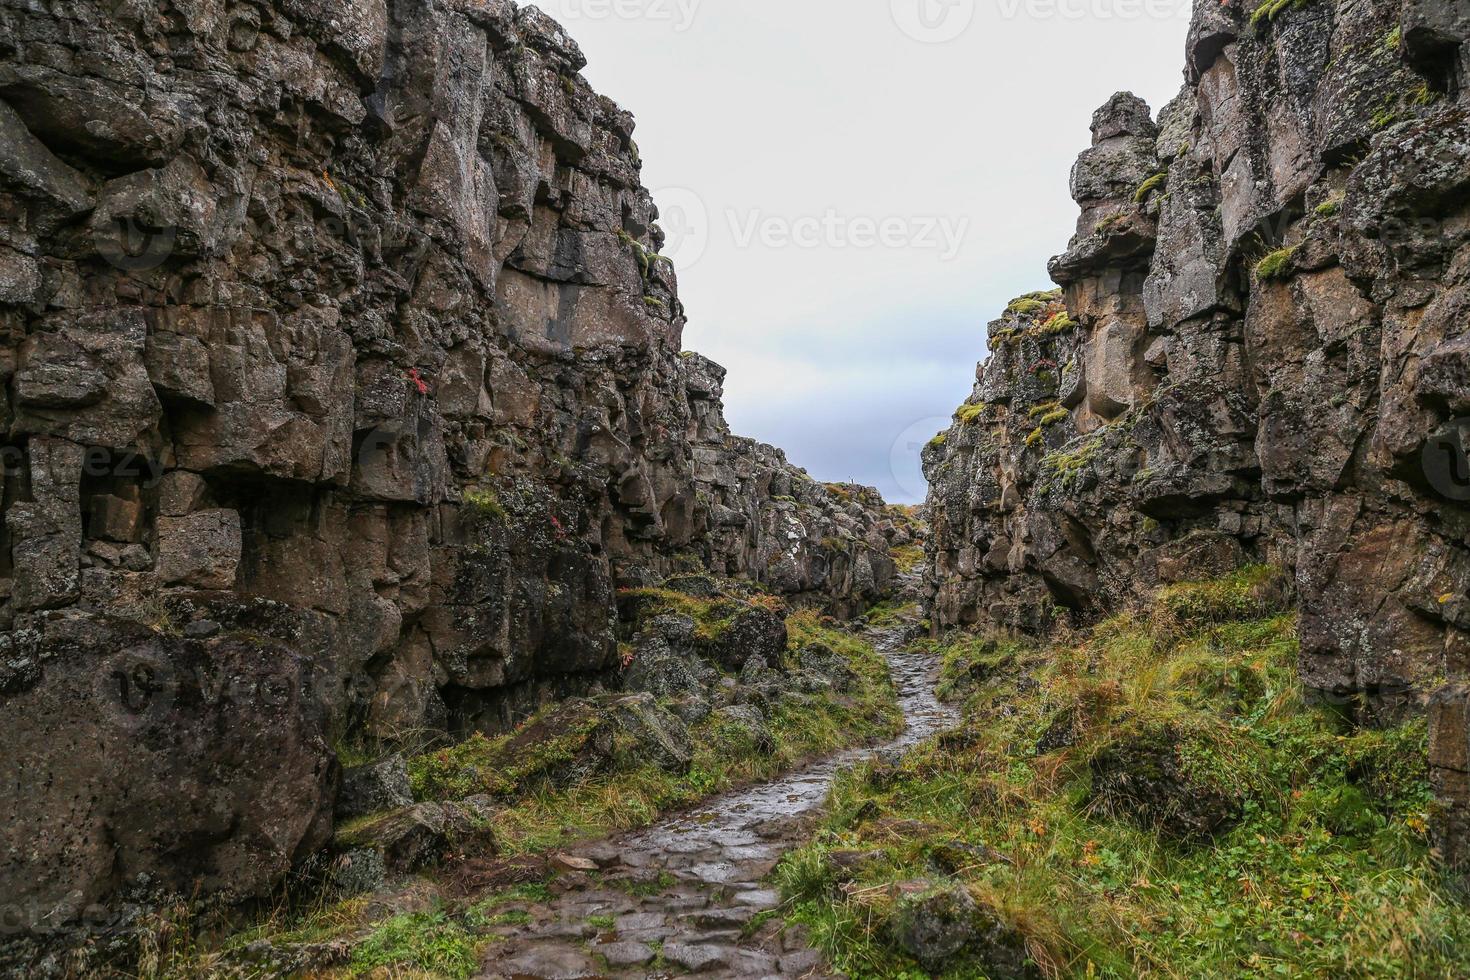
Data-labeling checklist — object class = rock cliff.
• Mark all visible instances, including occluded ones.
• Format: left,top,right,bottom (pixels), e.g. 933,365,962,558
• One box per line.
924,0,1470,858
0,0,904,926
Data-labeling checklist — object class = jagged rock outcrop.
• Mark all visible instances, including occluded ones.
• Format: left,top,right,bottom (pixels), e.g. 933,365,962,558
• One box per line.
925,0,1470,850
0,0,902,926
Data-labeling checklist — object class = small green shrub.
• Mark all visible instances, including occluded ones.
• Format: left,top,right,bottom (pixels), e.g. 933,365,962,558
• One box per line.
1040,311,1076,334
955,402,987,424
1133,171,1168,203
464,488,507,521
1255,246,1297,281
350,908,479,979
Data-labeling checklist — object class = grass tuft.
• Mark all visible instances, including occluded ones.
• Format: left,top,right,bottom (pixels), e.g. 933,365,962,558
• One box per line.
349,907,480,979
1255,246,1297,282
1133,172,1168,204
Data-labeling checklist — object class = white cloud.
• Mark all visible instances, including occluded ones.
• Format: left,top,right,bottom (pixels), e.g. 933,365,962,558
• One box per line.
531,0,1190,502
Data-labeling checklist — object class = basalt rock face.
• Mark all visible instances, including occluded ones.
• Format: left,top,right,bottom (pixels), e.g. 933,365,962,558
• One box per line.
926,0,1470,731
0,0,897,924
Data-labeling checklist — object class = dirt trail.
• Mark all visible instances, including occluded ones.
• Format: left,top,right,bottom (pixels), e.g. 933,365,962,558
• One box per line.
478,612,958,979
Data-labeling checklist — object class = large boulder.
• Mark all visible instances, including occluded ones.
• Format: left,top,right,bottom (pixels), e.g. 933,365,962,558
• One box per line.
410,693,693,801
0,615,336,932
333,798,497,875
890,885,1031,978
706,606,788,671
623,614,711,699
337,755,415,821
1088,726,1240,842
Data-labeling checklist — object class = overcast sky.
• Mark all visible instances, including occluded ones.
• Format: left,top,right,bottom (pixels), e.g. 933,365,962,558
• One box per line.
531,0,1193,503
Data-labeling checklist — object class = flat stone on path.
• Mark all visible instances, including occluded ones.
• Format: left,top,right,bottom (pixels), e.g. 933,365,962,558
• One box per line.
661,942,734,972
681,905,757,929
733,888,780,907
595,941,656,967
552,853,599,872
613,911,668,935
493,943,603,979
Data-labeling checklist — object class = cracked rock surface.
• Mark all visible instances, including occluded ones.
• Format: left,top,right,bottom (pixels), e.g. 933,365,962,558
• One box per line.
0,0,912,922
923,0,1470,868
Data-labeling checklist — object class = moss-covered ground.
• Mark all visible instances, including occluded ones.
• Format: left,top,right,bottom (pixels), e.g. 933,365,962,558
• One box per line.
408,606,902,856
778,568,1468,978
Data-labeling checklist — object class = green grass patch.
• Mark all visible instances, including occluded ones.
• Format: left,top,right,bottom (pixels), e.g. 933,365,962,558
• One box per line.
1006,290,1061,316
779,569,1460,978
1255,246,1297,282
349,907,481,979
1251,0,1314,28
891,544,925,574
1040,311,1076,335
1028,401,1069,427
955,402,988,425
867,600,920,629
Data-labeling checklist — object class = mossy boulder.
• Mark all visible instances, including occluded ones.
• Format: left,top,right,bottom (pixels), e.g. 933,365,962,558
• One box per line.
617,582,790,671
622,614,711,699
1088,725,1242,842
706,606,788,670
333,798,497,874
795,642,861,692
889,885,1031,977
336,755,414,821
408,693,692,801
709,704,776,755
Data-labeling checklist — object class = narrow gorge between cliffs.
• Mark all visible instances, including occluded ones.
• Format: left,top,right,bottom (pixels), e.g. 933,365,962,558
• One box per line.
3,0,1470,978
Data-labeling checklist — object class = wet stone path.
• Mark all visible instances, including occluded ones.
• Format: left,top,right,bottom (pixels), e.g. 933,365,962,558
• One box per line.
478,625,959,979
